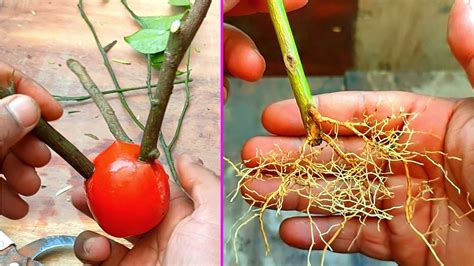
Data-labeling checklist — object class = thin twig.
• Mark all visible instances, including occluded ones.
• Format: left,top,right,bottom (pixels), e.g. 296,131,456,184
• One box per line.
78,0,143,129
53,79,191,102
121,0,144,26
169,50,191,150
139,0,211,162
158,50,191,189
67,59,133,143
103,40,118,53
159,133,179,184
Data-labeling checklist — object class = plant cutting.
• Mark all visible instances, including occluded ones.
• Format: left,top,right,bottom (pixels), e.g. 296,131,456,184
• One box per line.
226,1,474,265
0,0,210,238
86,140,170,237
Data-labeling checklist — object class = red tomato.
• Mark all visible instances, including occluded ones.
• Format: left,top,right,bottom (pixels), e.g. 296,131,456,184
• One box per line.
85,141,170,238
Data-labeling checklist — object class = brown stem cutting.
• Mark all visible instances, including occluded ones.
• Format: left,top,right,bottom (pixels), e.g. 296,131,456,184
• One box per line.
138,0,212,163
67,58,133,143
0,87,94,179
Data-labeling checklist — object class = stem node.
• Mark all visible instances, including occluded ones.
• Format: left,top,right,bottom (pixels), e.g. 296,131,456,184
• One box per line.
138,0,211,163
267,0,320,145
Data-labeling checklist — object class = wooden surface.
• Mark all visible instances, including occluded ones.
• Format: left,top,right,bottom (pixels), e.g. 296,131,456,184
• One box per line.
354,0,459,71
224,72,473,265
0,0,220,264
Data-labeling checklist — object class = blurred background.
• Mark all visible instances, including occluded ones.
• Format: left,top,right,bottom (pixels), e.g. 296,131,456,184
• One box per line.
226,0,460,76
224,0,473,265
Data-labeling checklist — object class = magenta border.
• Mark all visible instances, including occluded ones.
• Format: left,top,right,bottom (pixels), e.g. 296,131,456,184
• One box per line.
219,0,225,264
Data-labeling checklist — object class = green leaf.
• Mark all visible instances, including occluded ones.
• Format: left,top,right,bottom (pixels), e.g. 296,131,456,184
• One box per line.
150,53,186,76
138,14,184,30
168,0,191,7
124,29,170,54
151,52,165,69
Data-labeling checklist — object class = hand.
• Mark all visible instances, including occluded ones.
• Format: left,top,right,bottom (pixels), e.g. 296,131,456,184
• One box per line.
71,154,220,265
241,91,474,265
223,0,308,101
0,61,62,219
239,2,474,264
448,0,474,87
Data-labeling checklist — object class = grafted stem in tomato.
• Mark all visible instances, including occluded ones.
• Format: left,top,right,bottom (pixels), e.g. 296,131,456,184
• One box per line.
86,141,170,237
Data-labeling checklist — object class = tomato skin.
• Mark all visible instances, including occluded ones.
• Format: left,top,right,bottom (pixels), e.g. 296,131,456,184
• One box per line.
85,141,170,238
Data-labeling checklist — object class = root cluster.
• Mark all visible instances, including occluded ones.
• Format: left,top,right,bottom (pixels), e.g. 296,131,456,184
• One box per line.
226,110,472,266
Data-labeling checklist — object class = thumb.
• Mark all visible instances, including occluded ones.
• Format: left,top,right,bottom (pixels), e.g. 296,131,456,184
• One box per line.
0,95,40,154
74,230,129,265
448,0,474,87
175,154,220,220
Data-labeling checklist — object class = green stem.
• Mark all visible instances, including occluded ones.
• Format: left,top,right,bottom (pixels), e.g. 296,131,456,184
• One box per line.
78,0,143,130
67,59,133,143
53,79,190,102
159,50,191,189
159,133,180,186
267,0,322,145
0,88,94,179
169,50,191,150
121,0,144,26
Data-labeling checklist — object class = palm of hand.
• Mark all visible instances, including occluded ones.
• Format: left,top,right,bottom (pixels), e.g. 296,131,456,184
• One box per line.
241,92,474,265
372,97,474,265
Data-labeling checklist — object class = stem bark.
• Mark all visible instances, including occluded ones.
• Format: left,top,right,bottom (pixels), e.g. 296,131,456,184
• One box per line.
138,0,211,162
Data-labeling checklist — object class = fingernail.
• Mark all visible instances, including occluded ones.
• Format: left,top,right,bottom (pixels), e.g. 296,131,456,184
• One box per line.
83,237,98,257
6,95,39,127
